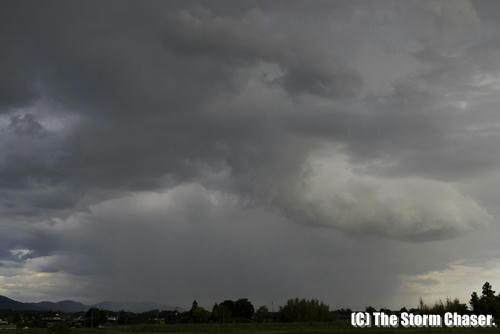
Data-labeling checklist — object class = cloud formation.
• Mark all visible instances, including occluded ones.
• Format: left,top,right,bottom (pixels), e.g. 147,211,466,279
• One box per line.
0,0,499,308
289,151,491,241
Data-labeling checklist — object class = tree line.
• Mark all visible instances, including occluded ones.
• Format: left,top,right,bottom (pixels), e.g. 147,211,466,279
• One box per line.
413,282,500,318
1,282,500,328
176,298,342,323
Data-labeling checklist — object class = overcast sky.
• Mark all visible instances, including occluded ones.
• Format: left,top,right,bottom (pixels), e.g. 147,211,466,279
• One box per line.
1,0,500,310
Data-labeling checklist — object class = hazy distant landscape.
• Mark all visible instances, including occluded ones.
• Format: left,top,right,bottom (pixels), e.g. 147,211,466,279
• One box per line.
0,296,178,313
0,282,498,333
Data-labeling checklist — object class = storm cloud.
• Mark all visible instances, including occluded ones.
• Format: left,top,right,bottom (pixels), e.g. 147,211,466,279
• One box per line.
1,0,500,309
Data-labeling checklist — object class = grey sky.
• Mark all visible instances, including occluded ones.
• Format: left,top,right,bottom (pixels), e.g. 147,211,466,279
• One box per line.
1,0,500,310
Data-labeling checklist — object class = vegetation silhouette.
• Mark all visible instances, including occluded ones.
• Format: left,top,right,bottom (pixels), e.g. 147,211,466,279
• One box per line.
469,282,500,318
1,282,500,327
278,298,331,322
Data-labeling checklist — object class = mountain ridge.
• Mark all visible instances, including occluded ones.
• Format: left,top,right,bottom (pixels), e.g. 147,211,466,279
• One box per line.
0,295,179,313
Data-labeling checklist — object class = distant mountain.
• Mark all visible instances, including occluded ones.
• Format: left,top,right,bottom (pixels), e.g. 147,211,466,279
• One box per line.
0,295,180,313
92,301,178,313
0,295,41,311
32,300,88,312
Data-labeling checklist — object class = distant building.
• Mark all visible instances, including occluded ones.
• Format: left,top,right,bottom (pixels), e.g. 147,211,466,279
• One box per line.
71,316,85,328
0,319,15,330
160,310,179,323
42,313,62,327
41,314,61,322
147,318,165,325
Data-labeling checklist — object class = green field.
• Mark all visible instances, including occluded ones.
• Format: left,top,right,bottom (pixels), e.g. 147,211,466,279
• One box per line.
2,324,499,334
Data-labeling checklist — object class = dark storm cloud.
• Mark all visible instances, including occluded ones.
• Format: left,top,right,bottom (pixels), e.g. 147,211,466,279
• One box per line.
2,185,468,308
1,0,500,307
8,114,45,136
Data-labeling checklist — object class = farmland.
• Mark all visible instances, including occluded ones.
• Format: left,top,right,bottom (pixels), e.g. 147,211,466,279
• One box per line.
1,323,499,334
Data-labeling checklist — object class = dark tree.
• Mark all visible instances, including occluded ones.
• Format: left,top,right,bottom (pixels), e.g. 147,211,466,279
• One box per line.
117,310,132,325
212,303,231,323
482,282,495,299
219,300,235,321
212,299,254,322
255,306,269,322
191,307,211,323
468,282,500,318
470,292,479,314
190,300,199,313
278,298,331,322
85,308,106,328
365,306,376,313
233,298,255,321
220,300,235,312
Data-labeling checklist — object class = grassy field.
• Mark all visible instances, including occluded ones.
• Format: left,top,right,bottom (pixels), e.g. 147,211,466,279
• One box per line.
2,323,499,334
